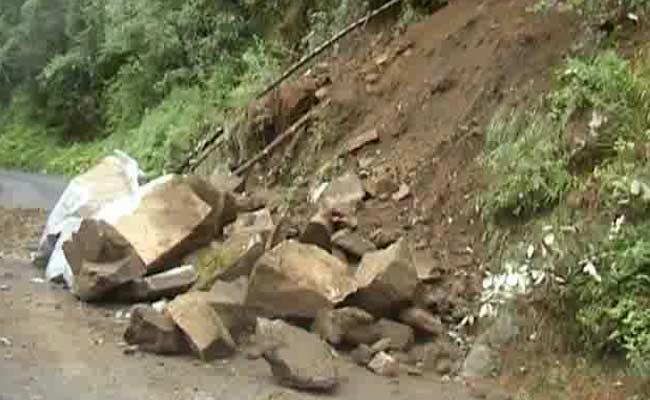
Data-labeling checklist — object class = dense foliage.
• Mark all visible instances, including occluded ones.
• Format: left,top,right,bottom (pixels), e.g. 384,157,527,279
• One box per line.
484,48,650,370
0,0,397,174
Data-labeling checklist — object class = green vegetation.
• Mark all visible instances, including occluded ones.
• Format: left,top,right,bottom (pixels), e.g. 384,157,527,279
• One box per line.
483,47,650,370
0,0,425,175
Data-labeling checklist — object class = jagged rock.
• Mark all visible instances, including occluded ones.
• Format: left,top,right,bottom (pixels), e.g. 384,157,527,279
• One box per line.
368,352,399,377
209,277,257,341
123,305,188,354
109,176,213,271
332,229,376,259
318,172,366,210
399,307,444,336
345,129,380,154
167,292,236,361
350,344,373,365
183,175,238,237
312,307,375,346
63,219,146,302
300,210,333,252
246,240,358,318
113,265,198,302
257,318,339,392
353,238,418,315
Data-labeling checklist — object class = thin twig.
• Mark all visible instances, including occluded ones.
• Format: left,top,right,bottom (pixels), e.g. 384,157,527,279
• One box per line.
256,0,402,99
232,103,325,177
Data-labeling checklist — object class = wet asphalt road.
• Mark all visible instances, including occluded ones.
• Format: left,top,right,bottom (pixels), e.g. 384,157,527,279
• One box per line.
0,169,68,210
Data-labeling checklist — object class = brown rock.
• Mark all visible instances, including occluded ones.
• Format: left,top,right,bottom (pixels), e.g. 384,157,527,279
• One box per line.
319,173,366,210
399,307,444,336
123,305,188,354
370,338,393,354
345,129,380,154
257,318,339,392
392,183,411,201
353,238,418,315
113,265,198,302
369,228,401,248
300,211,333,252
409,339,462,372
375,319,414,351
312,307,375,346
332,229,377,259
110,176,213,271
209,277,257,341
368,352,399,377
63,219,146,302
184,175,238,236
365,176,398,199
167,292,236,361
246,241,358,318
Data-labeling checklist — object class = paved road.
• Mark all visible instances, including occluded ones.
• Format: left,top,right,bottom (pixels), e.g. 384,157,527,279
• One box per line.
0,169,68,210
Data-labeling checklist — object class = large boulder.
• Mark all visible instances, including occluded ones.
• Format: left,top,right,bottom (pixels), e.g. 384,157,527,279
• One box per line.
63,219,146,302
353,238,418,315
246,240,358,318
109,176,213,271
113,265,198,302
167,292,236,361
257,318,339,392
312,307,375,346
183,175,238,238
123,305,188,354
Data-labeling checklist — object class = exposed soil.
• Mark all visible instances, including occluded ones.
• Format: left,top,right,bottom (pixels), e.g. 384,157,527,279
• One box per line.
250,0,578,319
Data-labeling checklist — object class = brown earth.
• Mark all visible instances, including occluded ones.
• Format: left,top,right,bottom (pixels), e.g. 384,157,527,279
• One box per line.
247,0,579,315
0,207,46,260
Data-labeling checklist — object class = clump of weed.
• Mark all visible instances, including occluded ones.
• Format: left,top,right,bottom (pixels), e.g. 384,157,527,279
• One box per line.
483,109,571,221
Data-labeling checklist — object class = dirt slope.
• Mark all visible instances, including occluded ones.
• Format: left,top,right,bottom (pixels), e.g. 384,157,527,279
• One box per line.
254,0,577,309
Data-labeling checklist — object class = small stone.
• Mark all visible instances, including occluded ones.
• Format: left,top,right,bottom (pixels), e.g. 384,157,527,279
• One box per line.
365,73,380,84
368,352,399,377
313,307,375,346
369,228,401,248
332,229,377,259
370,338,392,354
399,307,444,336
123,305,189,355
350,344,373,366
0,337,12,347
0,284,10,291
300,211,333,252
345,129,380,154
315,87,329,101
392,184,411,201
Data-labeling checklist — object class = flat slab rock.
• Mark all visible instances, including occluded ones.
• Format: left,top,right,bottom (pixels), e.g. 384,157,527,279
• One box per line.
246,240,358,318
257,318,339,392
111,176,212,271
113,265,198,302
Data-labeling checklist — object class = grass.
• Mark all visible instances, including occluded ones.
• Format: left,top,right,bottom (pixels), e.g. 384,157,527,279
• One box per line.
482,46,650,373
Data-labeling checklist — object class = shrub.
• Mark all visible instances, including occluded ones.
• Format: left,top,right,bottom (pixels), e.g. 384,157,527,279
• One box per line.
483,109,571,219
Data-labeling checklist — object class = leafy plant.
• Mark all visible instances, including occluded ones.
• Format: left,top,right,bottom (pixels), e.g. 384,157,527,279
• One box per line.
483,109,571,220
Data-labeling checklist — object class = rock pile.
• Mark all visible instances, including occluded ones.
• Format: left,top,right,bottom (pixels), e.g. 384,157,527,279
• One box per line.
39,161,465,394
